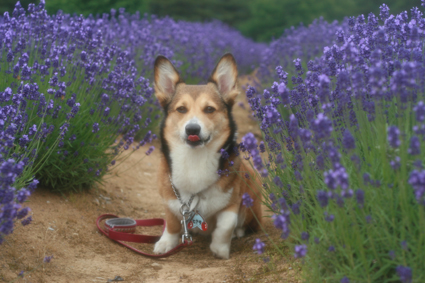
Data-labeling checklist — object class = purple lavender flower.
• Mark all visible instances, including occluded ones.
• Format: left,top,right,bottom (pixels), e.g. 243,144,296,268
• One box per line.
289,114,299,137
145,146,155,156
276,66,288,83
273,211,291,239
278,82,290,105
340,277,350,283
273,176,284,188
220,148,229,159
259,142,266,153
317,190,330,207
253,238,266,254
28,125,37,136
387,126,400,148
291,202,300,215
312,113,333,141
342,129,355,150
396,266,412,283
276,153,284,164
414,101,425,122
21,216,32,226
401,240,408,250
408,170,425,205
217,169,229,177
390,156,401,170
324,167,349,190
16,189,30,203
379,4,390,20
294,244,307,258
408,136,420,155
301,232,309,241
103,107,110,117
43,255,53,263
356,189,365,207
365,215,372,223
17,207,30,219
246,86,256,99
241,133,258,153
19,135,30,147
92,123,100,133
324,212,335,222
28,180,39,192
242,193,253,208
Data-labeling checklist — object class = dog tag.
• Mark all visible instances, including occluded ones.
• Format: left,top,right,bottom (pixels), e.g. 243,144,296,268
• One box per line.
187,210,208,231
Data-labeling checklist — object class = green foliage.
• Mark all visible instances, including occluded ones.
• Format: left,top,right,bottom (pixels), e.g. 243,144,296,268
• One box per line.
238,0,421,41
0,0,33,15
149,0,250,26
50,0,149,16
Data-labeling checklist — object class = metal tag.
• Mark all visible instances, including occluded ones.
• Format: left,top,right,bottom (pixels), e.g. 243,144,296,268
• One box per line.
187,210,208,231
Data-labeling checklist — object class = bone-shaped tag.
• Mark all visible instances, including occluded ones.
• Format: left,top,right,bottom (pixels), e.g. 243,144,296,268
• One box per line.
187,210,208,231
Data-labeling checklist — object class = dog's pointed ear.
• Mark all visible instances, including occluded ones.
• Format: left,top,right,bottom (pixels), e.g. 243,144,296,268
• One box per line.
209,53,239,106
154,56,182,107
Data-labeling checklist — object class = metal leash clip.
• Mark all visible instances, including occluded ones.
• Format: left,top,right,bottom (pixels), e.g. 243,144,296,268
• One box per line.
180,204,194,243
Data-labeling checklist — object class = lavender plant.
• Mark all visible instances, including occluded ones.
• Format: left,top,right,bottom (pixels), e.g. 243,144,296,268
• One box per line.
0,1,157,192
258,17,347,84
86,10,264,84
244,4,425,282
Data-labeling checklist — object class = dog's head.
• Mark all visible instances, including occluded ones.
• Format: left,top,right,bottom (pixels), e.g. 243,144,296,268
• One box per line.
154,54,239,153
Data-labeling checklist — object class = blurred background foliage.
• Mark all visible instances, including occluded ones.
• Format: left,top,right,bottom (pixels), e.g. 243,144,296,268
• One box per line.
1,0,421,41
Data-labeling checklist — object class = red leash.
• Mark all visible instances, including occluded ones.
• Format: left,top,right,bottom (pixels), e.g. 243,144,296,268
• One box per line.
96,214,192,258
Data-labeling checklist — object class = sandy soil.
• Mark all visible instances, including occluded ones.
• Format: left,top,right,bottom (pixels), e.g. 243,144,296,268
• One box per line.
0,77,301,283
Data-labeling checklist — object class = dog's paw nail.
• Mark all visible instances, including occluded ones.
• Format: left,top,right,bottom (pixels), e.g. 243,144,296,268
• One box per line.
154,238,179,254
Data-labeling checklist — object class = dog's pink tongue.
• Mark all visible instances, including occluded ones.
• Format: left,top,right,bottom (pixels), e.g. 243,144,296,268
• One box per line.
188,135,200,142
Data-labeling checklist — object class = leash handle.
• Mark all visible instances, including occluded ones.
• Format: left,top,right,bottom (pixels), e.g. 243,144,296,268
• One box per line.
96,214,192,258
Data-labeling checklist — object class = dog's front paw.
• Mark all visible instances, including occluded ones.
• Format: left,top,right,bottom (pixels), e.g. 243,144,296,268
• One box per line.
210,242,230,259
153,232,179,254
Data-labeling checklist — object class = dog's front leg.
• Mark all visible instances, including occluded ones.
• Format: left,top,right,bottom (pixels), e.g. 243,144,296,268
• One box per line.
210,205,238,259
154,207,181,254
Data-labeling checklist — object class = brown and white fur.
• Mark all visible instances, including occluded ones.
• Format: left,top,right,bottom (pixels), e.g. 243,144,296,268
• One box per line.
153,53,262,259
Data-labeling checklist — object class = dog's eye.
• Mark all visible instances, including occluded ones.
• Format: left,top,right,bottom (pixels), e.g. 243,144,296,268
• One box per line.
177,106,187,113
204,106,216,113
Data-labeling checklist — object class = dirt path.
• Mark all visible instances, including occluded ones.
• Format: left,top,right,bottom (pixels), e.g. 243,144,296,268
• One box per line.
0,77,301,283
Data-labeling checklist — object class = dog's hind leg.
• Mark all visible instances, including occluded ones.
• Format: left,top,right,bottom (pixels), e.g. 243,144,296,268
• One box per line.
232,210,246,239
154,207,181,254
210,204,238,259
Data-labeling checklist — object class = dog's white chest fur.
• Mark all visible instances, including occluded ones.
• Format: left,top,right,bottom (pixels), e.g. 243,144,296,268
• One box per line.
168,143,232,219
170,143,220,194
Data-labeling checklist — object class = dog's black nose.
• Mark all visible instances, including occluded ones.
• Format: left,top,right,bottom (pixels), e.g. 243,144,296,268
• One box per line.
185,123,201,136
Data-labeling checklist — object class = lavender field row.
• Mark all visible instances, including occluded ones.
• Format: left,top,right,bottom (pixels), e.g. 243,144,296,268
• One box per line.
241,4,425,283
1,1,425,282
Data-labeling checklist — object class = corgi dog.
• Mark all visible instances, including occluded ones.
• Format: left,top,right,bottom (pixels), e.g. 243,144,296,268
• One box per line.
153,53,262,259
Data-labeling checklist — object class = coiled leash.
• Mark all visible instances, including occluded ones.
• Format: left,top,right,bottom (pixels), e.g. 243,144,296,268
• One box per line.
96,214,192,258
96,177,208,257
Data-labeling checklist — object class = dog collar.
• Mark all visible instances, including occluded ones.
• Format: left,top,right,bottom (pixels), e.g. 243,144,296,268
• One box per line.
169,175,196,212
